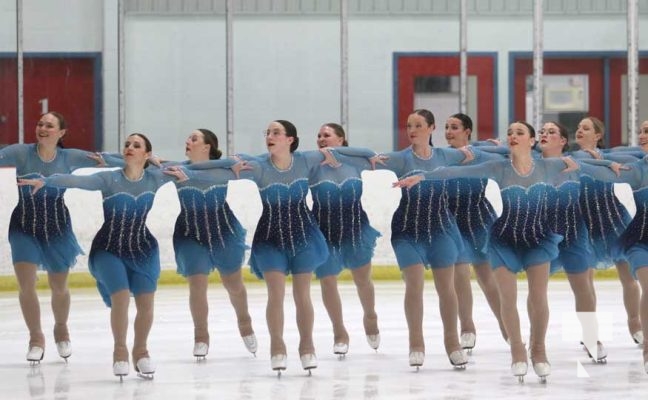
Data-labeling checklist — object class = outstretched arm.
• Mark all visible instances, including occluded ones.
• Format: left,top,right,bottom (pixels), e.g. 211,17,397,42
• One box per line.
0,144,24,167
393,160,501,188
16,178,45,194
575,158,630,177
86,152,122,167
321,146,386,169
61,148,112,170
18,172,107,194
575,161,636,185
436,147,475,166
467,146,507,164
182,157,240,171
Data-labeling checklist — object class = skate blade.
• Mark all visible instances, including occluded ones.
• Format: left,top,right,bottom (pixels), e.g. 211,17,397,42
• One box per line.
137,372,154,380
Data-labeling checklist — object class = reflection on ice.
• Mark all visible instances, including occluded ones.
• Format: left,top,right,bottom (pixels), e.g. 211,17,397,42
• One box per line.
0,282,647,400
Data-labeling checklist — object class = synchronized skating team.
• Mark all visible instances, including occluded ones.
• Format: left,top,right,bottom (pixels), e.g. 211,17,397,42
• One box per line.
2,110,648,382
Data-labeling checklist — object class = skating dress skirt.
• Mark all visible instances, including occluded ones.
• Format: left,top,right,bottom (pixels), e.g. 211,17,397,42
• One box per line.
1,144,101,272
547,180,596,274
242,153,329,278
447,177,498,265
43,169,178,306
310,158,380,278
173,169,247,277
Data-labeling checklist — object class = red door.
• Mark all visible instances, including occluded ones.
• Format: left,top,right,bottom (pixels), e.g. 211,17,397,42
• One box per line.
395,54,496,149
0,56,98,150
513,57,607,143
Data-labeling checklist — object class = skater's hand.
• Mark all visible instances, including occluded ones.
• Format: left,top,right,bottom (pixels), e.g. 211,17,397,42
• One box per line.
583,148,602,160
319,147,342,168
86,152,107,167
561,156,579,173
369,154,388,169
459,146,475,163
393,175,423,189
17,178,45,194
231,160,252,178
608,162,630,176
163,166,189,182
148,155,164,168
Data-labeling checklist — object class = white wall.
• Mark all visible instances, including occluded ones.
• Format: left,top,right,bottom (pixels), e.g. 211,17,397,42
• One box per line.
0,0,103,51
123,15,342,159
0,0,16,50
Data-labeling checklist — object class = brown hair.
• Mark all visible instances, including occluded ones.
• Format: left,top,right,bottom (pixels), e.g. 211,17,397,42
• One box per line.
44,111,67,147
585,117,605,148
322,123,348,146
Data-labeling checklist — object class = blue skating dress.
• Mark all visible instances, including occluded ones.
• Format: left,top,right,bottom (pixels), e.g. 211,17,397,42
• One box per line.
607,157,648,274
42,168,180,306
308,153,380,279
423,158,577,273
447,147,504,265
0,144,99,272
447,177,498,265
336,146,470,269
546,160,596,275
572,150,634,264
102,155,248,277
234,152,329,278
167,159,247,277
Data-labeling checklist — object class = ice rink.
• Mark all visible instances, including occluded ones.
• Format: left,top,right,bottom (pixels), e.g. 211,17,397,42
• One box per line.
0,280,646,400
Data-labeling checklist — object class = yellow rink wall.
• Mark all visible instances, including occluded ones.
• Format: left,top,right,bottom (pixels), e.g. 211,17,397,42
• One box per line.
0,266,623,292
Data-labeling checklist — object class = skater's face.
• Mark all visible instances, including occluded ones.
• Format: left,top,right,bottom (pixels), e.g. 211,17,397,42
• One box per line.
35,113,66,147
406,113,434,146
265,121,293,154
317,125,344,148
445,117,470,148
538,122,567,154
506,122,534,152
575,118,602,149
639,121,648,150
123,134,151,166
185,130,210,161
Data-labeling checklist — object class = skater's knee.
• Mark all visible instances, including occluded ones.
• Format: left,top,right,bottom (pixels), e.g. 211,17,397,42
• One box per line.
319,275,338,291
48,274,69,296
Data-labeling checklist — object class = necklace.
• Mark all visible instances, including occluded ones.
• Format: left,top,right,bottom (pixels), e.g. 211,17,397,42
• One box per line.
412,146,433,160
36,145,57,163
123,169,145,182
270,155,293,172
510,159,535,177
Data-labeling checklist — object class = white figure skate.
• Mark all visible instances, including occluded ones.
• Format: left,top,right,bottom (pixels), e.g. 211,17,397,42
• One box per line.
135,357,155,380
460,332,476,355
56,341,72,362
193,342,208,360
300,353,317,376
26,346,44,366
